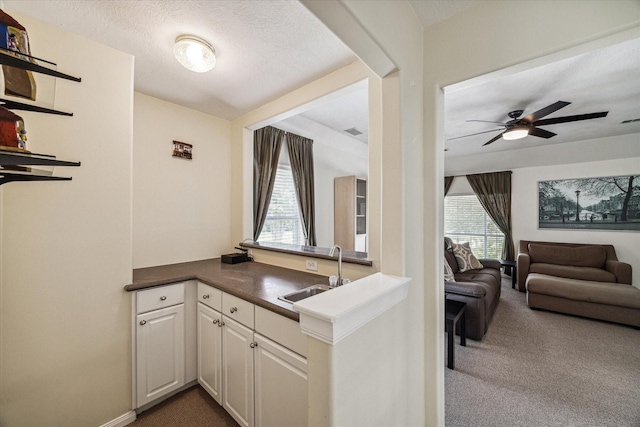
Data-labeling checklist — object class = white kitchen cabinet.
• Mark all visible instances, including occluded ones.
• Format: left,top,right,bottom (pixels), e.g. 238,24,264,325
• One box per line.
254,334,308,427
136,304,185,407
223,316,255,427
197,302,223,404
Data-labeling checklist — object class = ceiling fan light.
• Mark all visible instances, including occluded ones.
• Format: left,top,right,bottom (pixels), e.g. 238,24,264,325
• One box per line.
174,35,216,73
503,128,529,140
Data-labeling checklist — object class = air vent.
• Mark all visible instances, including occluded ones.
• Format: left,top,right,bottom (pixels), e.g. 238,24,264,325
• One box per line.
621,118,640,124
344,127,363,136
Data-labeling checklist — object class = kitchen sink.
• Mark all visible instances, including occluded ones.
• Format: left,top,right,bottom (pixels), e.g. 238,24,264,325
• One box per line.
278,284,331,304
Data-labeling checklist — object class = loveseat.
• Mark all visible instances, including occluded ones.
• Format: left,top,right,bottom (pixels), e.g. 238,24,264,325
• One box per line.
518,240,639,328
444,239,502,340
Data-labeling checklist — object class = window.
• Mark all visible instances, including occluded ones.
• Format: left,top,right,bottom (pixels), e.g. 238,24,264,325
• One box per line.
445,195,504,259
258,166,305,246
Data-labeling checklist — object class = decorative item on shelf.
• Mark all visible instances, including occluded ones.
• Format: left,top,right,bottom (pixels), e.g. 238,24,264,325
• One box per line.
0,105,27,152
0,9,36,101
172,140,192,159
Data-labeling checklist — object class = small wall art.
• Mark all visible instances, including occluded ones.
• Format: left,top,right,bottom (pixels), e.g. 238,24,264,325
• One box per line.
172,140,192,159
538,174,640,231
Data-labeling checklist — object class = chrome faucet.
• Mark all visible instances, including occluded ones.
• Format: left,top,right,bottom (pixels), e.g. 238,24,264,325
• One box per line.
329,245,349,286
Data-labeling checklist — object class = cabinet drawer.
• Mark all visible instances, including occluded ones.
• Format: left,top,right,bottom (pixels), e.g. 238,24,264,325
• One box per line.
137,282,185,314
255,306,307,357
222,293,254,328
198,282,222,311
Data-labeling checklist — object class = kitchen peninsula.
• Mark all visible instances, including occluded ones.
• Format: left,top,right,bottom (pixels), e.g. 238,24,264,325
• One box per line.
125,257,329,320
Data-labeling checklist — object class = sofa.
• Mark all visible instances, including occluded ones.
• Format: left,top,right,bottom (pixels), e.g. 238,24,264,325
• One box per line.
444,239,502,340
518,240,639,328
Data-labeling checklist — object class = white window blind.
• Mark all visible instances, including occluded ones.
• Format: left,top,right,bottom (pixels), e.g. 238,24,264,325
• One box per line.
444,195,504,259
258,166,305,246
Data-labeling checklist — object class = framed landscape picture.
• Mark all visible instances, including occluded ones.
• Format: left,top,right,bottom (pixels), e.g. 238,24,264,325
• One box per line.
538,174,640,231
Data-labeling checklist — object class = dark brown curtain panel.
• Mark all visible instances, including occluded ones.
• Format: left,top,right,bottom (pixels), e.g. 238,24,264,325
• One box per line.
444,176,455,196
253,126,285,241
286,132,317,246
466,171,515,262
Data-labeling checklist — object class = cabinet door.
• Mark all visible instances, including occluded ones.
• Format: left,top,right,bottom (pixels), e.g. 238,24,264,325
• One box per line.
136,304,185,407
197,303,223,404
223,316,255,427
254,334,308,427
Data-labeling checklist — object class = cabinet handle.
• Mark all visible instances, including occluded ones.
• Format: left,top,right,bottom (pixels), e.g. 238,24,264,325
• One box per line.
203,294,209,299
250,342,258,348
230,307,238,313
160,296,167,301
220,321,225,327
212,319,219,325
139,320,147,326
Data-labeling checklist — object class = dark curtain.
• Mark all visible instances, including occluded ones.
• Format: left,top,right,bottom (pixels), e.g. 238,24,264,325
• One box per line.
286,132,317,246
253,126,285,241
444,176,455,196
466,171,515,263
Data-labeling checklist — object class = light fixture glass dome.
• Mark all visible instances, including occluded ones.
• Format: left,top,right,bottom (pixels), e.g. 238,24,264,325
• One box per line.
502,127,529,140
173,35,216,73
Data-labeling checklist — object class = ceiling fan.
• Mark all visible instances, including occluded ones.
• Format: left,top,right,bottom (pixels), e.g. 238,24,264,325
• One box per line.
450,101,608,146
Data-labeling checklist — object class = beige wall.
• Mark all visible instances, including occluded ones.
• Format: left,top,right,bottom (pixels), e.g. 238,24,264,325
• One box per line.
283,1,427,425
133,92,231,268
512,156,640,287
0,11,134,427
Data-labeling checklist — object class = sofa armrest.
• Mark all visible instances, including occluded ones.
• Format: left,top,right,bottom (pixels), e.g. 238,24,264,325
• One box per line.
517,253,530,292
606,259,632,284
445,281,486,298
478,259,501,271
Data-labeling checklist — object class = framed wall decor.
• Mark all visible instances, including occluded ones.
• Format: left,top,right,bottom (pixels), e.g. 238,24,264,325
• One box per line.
538,174,640,231
172,140,192,159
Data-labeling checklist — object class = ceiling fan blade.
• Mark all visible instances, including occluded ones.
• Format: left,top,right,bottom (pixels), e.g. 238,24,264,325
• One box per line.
482,133,504,146
467,119,508,125
533,111,608,126
522,101,571,122
447,128,504,141
529,127,557,139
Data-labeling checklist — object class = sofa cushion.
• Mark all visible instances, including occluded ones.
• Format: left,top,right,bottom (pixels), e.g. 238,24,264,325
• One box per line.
444,259,456,282
530,263,616,283
452,242,484,272
444,249,459,274
526,273,640,309
528,243,607,268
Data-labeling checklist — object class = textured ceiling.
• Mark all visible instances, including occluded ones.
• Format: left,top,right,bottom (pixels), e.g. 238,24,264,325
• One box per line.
408,0,481,27
4,0,357,120
444,38,640,159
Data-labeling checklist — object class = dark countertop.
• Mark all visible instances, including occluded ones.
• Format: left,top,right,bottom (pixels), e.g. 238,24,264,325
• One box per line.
125,258,330,321
240,242,373,266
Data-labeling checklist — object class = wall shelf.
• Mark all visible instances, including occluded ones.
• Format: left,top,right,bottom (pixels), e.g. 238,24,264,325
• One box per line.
0,98,73,116
0,49,81,82
0,150,80,167
0,46,81,185
0,169,73,185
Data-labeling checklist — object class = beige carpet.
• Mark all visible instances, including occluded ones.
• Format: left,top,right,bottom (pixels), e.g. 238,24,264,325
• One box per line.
445,276,640,427
130,386,239,427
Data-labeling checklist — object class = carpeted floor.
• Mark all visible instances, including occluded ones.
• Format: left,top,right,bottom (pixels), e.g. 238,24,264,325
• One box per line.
130,386,239,427
445,276,640,427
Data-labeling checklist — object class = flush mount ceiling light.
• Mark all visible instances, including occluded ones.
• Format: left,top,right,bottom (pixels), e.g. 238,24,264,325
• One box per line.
173,35,216,73
502,126,529,140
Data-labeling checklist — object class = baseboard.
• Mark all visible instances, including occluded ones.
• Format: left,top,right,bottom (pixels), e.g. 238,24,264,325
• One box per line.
99,410,136,427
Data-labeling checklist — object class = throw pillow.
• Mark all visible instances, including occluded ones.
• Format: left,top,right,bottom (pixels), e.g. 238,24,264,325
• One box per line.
444,259,456,282
452,242,483,272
